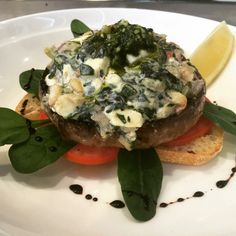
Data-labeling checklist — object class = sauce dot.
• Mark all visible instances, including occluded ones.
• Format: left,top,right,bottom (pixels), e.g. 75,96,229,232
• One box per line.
159,202,168,208
177,198,184,202
93,197,98,202
110,200,125,208
193,191,204,198
69,184,83,194
85,194,92,200
216,180,228,188
49,146,57,152
35,136,43,142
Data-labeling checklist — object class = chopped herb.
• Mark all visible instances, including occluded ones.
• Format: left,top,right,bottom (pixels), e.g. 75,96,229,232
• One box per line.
79,64,94,75
117,113,127,124
120,84,137,99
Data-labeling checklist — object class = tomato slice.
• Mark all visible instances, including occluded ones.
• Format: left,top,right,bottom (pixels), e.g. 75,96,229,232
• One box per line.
64,144,119,165
38,112,49,120
164,116,214,146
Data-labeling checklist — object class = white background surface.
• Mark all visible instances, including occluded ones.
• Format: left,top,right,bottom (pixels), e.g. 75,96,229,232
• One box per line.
0,8,236,236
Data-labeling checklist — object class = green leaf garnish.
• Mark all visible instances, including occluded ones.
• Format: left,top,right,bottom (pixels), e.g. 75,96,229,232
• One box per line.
9,125,75,173
19,68,45,96
70,19,91,38
118,148,163,221
203,102,236,135
0,108,30,146
0,108,73,173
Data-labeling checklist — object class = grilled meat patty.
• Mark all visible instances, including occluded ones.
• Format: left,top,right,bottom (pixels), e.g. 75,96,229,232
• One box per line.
39,20,206,149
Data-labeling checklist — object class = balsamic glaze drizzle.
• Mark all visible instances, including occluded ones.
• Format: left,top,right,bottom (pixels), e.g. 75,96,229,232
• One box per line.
216,160,236,188
23,68,35,90
19,99,28,115
69,184,83,194
68,158,236,211
159,191,205,208
85,194,92,200
110,200,125,209
35,136,43,142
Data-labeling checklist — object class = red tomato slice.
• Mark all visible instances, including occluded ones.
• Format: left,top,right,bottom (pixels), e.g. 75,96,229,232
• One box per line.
38,112,49,120
164,116,214,146
64,144,119,165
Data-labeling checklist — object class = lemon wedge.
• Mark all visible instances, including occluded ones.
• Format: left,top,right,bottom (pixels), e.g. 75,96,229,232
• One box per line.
190,21,234,86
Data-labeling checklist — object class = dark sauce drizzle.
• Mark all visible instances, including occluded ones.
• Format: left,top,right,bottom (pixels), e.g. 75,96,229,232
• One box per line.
69,184,126,208
25,120,36,135
48,146,57,152
23,68,35,90
68,158,236,211
19,99,28,115
35,136,43,142
85,194,92,200
216,160,236,188
159,191,204,208
110,200,125,209
69,184,83,194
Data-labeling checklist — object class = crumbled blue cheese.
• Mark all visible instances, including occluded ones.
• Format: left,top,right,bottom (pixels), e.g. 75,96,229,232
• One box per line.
45,75,56,86
54,94,84,118
62,64,75,84
84,57,110,77
126,50,148,64
104,109,144,128
118,128,137,150
91,78,103,93
70,31,93,44
142,78,166,92
105,71,123,92
156,105,174,119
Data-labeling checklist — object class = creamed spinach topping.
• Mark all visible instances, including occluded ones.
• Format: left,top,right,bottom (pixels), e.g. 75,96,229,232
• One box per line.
44,20,205,150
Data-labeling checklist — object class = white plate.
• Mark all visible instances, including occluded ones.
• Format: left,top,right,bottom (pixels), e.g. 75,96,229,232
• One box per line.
0,8,236,236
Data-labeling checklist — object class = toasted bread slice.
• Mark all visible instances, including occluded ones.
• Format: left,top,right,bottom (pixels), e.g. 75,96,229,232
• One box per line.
15,93,43,120
156,125,224,165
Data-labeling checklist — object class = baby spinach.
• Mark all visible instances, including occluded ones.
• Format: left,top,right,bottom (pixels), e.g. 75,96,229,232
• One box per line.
19,68,45,96
118,148,163,221
70,19,91,38
0,107,31,146
0,108,74,173
9,125,75,173
204,102,236,135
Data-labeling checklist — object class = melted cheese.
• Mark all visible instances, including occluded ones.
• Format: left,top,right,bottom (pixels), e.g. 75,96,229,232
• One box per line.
84,57,110,77
54,94,84,118
105,71,123,92
70,31,93,44
104,109,144,128
126,50,148,64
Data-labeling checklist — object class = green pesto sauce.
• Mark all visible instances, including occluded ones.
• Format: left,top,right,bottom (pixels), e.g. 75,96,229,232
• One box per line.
77,20,167,70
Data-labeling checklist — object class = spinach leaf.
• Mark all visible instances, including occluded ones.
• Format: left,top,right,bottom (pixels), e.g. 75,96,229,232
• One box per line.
79,63,94,75
203,102,236,136
118,148,163,221
0,108,30,146
71,19,91,38
9,125,75,173
19,68,45,96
